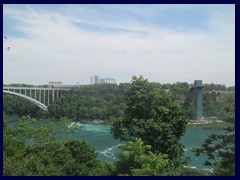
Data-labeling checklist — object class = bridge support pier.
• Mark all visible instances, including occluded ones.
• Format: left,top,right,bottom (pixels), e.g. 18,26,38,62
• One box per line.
48,90,50,106
43,89,46,104
52,90,55,102
39,90,41,103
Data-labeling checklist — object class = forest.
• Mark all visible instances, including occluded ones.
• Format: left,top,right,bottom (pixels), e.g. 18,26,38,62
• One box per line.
3,81,234,122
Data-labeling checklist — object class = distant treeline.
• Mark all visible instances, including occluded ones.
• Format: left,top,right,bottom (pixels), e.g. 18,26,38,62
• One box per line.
3,82,235,121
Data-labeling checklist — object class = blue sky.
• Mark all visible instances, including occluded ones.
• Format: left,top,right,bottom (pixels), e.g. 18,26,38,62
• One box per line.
3,4,235,86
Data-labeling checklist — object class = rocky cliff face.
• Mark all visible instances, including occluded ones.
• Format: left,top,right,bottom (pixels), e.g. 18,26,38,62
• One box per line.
178,90,235,120
205,91,235,102
181,90,235,105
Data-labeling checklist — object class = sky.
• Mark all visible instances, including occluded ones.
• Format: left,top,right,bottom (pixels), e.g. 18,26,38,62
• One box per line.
3,4,235,86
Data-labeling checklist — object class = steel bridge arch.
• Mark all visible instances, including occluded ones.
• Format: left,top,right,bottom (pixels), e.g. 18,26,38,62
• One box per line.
3,90,48,111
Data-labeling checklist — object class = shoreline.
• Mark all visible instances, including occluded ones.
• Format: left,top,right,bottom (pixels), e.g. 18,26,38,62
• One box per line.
188,120,223,124
79,119,106,125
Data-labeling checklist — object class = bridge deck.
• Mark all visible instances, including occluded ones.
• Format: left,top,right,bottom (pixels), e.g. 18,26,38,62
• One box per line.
3,86,69,90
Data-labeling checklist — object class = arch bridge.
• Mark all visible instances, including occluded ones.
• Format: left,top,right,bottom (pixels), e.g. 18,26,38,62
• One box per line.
3,86,69,111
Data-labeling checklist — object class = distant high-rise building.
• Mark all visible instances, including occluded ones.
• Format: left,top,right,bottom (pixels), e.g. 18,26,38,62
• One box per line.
99,77,115,84
94,75,100,84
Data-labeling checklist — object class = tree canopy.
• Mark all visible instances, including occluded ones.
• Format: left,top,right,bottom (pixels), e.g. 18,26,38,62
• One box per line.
3,115,115,176
4,81,234,121
111,76,189,166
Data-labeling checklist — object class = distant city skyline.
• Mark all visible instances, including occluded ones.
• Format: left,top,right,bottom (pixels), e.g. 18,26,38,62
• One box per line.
3,4,235,86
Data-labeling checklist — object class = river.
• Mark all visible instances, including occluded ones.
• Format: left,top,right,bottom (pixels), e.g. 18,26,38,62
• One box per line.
6,116,225,172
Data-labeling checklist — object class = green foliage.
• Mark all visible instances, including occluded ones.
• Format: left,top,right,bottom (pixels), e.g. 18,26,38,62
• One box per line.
182,84,234,120
3,94,45,117
193,97,235,176
47,84,128,121
202,91,234,120
3,80,236,176
116,138,170,176
3,83,128,122
4,115,67,175
116,138,205,176
111,76,189,166
204,83,227,91
64,140,97,163
4,82,234,122
3,115,115,176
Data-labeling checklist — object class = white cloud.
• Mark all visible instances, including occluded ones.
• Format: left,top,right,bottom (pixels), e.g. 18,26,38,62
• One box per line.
3,4,235,86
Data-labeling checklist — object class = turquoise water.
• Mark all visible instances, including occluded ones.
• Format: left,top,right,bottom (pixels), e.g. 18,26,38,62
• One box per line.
181,128,223,171
68,122,122,161
6,117,224,171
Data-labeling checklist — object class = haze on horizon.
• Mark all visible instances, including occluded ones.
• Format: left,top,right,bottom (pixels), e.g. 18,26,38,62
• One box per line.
3,4,235,86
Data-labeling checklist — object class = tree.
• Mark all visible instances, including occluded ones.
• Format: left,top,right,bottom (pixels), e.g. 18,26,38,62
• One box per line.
116,138,170,176
64,140,113,176
3,115,115,176
111,76,189,166
193,97,235,176
115,137,206,176
3,94,44,118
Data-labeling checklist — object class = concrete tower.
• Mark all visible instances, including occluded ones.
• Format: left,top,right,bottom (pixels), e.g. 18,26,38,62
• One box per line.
194,80,204,120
